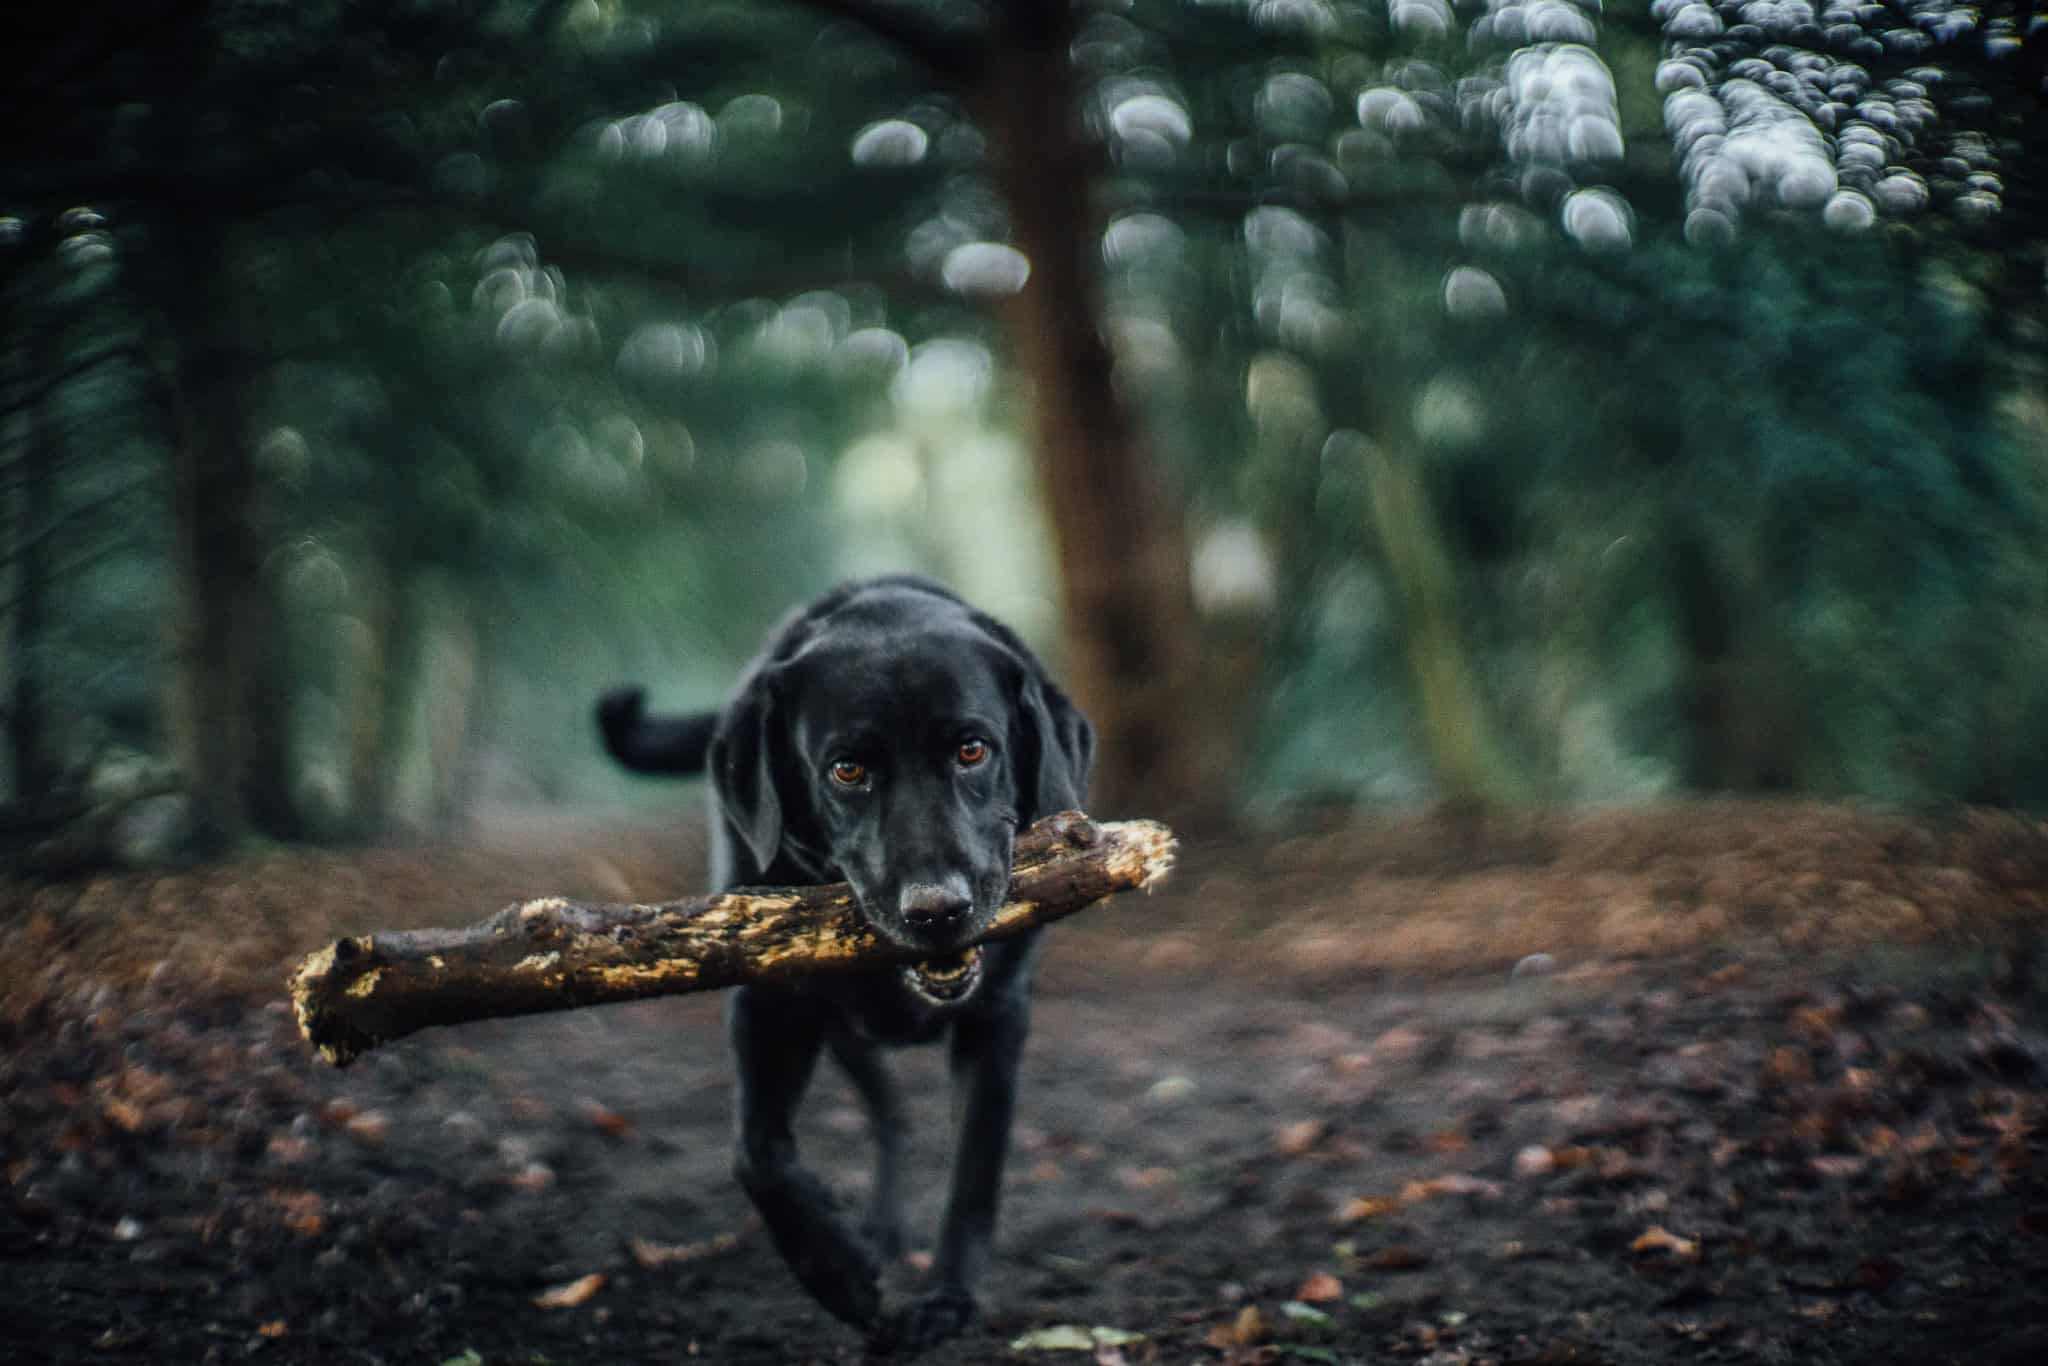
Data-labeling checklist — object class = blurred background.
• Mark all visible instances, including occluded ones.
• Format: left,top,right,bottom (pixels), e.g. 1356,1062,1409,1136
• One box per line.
3,0,2044,870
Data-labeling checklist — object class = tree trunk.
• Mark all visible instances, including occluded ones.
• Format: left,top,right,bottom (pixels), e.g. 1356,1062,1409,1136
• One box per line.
235,533,295,838
290,810,1176,1065
155,230,284,846
3,255,62,801
1665,525,1798,792
975,2,1210,817
344,551,394,837
1362,443,1522,805
427,585,486,836
371,580,431,837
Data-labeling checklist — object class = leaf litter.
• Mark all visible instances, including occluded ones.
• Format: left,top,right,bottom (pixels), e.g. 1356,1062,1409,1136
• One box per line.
2,802,2045,1363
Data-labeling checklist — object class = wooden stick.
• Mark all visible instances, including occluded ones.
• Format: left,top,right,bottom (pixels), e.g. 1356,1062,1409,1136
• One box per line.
290,811,1175,1065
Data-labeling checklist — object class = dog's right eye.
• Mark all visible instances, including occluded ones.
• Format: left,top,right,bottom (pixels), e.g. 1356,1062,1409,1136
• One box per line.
828,760,867,787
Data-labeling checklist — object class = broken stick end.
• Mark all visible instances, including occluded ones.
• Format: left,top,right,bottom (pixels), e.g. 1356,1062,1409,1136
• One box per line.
289,938,375,1068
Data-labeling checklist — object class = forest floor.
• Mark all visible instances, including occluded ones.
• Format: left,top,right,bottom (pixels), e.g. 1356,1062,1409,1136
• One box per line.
4,800,2048,1366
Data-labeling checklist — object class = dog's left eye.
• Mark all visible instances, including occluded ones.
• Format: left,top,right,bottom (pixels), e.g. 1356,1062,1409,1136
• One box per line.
955,739,988,768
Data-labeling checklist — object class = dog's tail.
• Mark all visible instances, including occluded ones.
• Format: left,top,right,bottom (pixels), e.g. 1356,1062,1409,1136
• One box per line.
596,687,718,775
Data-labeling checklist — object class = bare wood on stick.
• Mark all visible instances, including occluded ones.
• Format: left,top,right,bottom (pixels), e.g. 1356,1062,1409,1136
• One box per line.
290,811,1175,1066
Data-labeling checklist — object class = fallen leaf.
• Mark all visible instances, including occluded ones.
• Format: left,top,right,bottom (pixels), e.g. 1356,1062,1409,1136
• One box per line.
343,1110,389,1146
1335,1195,1400,1224
1090,1327,1146,1347
1146,1074,1197,1103
1009,1324,1095,1351
532,1272,605,1309
579,1098,633,1139
1399,1173,1502,1204
1763,1047,1813,1086
101,1097,145,1134
1630,1225,1700,1261
1363,1244,1429,1271
628,1229,743,1268
1206,1304,1268,1349
1274,1119,1326,1157
1295,1271,1342,1302
1515,1145,1556,1177
1790,1003,1844,1038
267,1190,325,1238
1423,1127,1470,1155
1372,1025,1427,1058
1007,1324,1145,1352
265,1134,311,1164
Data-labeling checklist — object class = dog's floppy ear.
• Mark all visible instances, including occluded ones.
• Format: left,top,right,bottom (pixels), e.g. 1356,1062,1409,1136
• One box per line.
707,668,785,874
971,609,1096,818
1017,671,1095,819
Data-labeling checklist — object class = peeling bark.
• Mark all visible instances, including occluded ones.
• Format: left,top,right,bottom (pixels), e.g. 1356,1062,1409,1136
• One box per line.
291,811,1176,1066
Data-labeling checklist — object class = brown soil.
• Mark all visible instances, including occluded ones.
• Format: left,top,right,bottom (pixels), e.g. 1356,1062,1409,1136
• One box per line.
4,801,2046,1365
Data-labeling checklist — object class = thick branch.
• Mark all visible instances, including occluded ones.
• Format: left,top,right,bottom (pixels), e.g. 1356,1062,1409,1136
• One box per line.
291,811,1175,1066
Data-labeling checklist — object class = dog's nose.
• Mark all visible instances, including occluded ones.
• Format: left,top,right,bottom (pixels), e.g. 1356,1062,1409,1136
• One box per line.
899,882,971,932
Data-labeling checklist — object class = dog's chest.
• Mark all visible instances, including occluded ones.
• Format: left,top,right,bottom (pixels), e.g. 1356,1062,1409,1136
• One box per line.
816,974,957,1046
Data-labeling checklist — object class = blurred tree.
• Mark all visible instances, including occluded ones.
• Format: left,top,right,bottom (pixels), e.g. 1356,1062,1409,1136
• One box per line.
1,230,63,802
5,0,2048,874
971,0,1208,813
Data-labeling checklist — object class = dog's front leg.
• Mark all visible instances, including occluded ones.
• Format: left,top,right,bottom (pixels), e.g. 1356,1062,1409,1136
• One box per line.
727,987,882,1330
827,1031,909,1262
877,1000,1030,1348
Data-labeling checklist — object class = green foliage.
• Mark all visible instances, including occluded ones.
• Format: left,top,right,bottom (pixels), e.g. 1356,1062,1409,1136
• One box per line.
4,0,2045,836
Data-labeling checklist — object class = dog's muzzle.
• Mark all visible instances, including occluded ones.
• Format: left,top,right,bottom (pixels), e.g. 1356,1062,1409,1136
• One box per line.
900,946,984,1005
892,878,986,1005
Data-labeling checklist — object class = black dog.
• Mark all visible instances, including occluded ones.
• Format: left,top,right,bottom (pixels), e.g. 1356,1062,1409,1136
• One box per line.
597,575,1093,1347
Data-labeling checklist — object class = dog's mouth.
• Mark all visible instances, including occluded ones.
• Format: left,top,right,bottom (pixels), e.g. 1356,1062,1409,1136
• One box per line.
900,945,984,1005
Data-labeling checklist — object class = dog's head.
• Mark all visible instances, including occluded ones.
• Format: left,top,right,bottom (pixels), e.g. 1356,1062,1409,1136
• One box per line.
707,593,1092,1004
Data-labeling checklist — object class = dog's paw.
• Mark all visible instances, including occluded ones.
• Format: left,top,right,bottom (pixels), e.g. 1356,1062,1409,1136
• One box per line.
869,1287,977,1353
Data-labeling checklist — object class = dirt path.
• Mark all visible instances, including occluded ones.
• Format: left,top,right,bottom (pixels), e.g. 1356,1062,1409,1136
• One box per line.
3,803,2046,1364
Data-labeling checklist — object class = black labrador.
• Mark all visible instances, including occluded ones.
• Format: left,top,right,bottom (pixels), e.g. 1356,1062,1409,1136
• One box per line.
596,575,1093,1348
